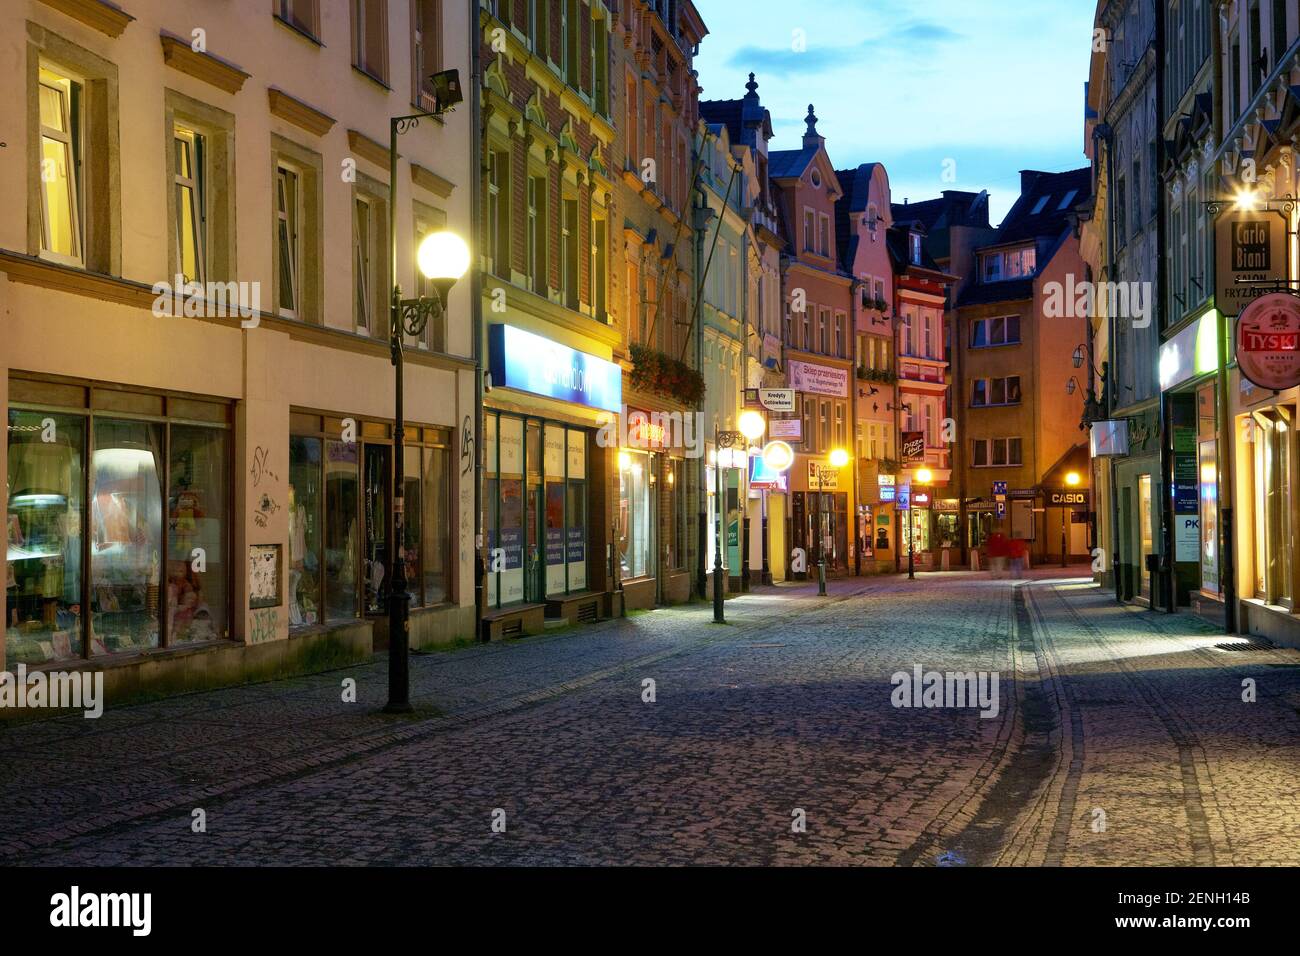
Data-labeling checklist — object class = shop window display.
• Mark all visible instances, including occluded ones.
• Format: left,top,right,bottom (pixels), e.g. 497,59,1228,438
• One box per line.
484,413,589,607
401,449,421,607
363,444,391,614
90,419,164,655
6,410,85,664
619,450,652,580
422,444,449,604
324,440,359,621
288,436,322,627
8,394,231,661
167,425,227,643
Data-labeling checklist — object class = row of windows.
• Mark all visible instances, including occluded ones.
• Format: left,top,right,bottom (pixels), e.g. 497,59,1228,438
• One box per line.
802,207,833,258
1167,165,1213,324
275,1,444,114
856,421,895,462
971,375,1022,408
970,437,1024,468
36,42,449,346
969,315,1020,348
796,397,849,454
493,0,609,113
979,245,1036,283
898,306,942,360
1223,0,1294,127
486,145,609,322
784,307,850,358
857,334,893,373
1165,0,1210,110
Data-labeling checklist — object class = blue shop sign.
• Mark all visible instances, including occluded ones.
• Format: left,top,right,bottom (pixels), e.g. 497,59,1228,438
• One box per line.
488,324,622,413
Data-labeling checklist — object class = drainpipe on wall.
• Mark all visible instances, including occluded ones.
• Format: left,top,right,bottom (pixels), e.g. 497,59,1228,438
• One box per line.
695,202,708,601
470,0,486,639
1155,0,1176,614
1210,1,1237,634
1094,119,1122,601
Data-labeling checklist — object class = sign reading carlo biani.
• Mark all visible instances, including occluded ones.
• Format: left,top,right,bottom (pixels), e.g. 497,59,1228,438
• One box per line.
1215,210,1287,314
1236,292,1300,391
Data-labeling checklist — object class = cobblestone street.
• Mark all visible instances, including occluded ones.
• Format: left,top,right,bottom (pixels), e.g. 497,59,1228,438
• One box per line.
4,569,1300,866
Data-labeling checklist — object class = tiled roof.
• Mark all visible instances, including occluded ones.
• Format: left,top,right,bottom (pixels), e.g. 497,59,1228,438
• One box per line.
996,167,1091,243
956,277,1034,308
769,147,818,179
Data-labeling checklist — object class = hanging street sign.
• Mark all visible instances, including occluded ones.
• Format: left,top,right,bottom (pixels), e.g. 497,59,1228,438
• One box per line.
1236,292,1300,391
1215,209,1288,315
759,388,796,413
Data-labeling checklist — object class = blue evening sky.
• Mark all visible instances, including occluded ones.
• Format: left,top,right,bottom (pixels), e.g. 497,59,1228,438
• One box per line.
692,0,1096,223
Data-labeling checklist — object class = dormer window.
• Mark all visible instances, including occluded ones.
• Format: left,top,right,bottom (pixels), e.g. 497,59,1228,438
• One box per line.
909,232,922,265
980,245,1036,283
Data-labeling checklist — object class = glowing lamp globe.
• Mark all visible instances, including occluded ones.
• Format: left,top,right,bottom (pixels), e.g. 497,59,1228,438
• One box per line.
828,448,850,468
417,231,471,284
737,410,766,442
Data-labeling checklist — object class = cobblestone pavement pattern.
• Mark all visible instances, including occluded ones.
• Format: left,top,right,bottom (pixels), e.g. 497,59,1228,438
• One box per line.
4,568,1299,865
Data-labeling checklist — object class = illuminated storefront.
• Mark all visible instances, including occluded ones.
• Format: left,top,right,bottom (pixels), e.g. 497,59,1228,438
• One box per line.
483,324,620,616
6,377,231,665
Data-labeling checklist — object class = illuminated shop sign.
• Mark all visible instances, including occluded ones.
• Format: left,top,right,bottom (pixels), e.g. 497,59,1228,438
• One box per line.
488,324,622,412
1158,308,1220,390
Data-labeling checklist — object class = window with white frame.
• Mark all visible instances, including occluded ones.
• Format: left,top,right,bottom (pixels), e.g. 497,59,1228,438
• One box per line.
353,195,375,334
488,149,509,277
173,127,207,285
562,196,579,308
351,0,389,83
971,437,1023,467
804,208,815,252
527,174,546,294
275,164,301,318
276,0,320,36
971,375,1021,407
38,66,83,266
412,0,441,110
969,315,1021,347
980,245,1036,282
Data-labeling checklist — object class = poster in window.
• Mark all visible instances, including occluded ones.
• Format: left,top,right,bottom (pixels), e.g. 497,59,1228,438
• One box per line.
249,543,282,608
545,481,565,596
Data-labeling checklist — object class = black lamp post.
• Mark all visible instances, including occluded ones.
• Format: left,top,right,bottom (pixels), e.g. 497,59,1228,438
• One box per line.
383,79,467,714
713,428,745,623
907,467,932,581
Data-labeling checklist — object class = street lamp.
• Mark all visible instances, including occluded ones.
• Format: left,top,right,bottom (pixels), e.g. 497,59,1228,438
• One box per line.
713,428,747,623
908,467,933,581
384,78,466,714
736,411,766,593
815,448,851,595
1061,470,1081,568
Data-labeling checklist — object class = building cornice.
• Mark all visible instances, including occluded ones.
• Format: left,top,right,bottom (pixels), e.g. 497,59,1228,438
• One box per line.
160,32,250,94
